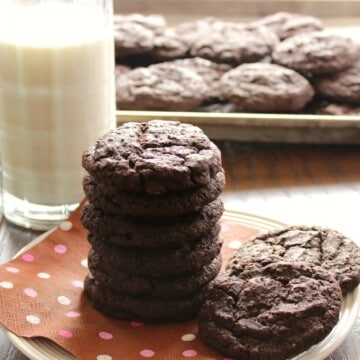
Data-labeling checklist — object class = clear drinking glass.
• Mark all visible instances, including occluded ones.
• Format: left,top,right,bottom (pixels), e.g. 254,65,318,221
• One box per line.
0,0,116,230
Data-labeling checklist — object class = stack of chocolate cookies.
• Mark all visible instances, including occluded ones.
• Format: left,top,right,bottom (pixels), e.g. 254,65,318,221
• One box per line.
80,120,225,321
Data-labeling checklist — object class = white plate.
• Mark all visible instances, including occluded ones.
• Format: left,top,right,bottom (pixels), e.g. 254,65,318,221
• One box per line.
3,210,360,360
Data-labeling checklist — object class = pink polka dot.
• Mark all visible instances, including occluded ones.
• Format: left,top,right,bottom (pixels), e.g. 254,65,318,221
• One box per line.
221,223,230,232
21,253,34,262
59,330,73,338
24,288,38,298
71,280,84,289
140,349,155,358
99,331,113,340
182,350,198,357
54,244,67,254
130,321,144,327
66,311,81,318
6,266,20,273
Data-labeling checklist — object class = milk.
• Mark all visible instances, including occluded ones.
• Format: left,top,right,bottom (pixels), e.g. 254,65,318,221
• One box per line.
0,3,115,214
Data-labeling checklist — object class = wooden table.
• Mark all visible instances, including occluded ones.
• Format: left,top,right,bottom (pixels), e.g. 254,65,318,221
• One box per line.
1,141,359,360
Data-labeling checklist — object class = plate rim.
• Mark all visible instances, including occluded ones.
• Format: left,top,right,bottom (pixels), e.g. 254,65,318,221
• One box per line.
2,209,360,360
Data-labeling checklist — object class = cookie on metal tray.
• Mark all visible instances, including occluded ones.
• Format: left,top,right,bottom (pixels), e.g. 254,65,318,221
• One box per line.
272,31,358,76
116,62,209,110
226,225,360,295
218,63,314,112
190,23,278,65
249,11,323,40
314,61,360,104
198,258,342,360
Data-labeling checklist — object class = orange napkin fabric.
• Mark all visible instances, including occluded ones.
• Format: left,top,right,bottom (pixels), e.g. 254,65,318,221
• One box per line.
0,204,260,360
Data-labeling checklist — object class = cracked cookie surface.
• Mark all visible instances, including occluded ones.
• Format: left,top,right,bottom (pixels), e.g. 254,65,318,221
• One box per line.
218,63,314,112
116,64,209,110
199,258,342,360
82,120,223,194
272,32,358,76
226,225,360,295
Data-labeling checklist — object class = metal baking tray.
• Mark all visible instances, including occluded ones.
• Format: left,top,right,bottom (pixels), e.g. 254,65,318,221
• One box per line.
116,111,360,144
115,1,360,144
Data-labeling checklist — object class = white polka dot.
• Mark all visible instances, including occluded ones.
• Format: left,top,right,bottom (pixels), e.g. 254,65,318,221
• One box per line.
71,280,84,289
181,333,196,341
60,221,73,231
37,272,51,279
97,355,112,360
0,281,14,289
26,315,40,325
81,258,88,268
228,240,242,250
57,296,71,306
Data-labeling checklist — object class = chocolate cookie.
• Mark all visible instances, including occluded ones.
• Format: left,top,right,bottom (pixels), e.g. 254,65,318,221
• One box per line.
250,11,323,40
172,57,232,100
272,31,358,76
85,275,203,321
227,225,360,295
87,224,222,277
82,120,223,194
190,24,278,65
116,63,209,110
218,63,314,112
114,14,166,32
173,17,229,47
147,28,190,61
314,61,360,104
199,258,342,360
80,198,224,247
114,21,155,58
88,252,221,298
82,170,225,216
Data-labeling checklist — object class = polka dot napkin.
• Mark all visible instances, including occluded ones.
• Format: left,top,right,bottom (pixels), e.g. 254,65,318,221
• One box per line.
0,203,260,360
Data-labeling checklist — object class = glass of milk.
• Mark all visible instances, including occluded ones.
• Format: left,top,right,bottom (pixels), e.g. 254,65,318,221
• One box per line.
0,0,116,230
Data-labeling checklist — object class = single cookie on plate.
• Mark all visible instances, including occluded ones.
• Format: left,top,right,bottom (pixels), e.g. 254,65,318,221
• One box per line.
198,258,342,360
314,61,360,104
190,24,278,65
272,31,358,76
82,120,223,194
116,62,210,110
87,224,222,277
85,274,204,321
218,63,314,112
88,252,222,298
249,11,323,40
226,225,360,295
80,198,224,247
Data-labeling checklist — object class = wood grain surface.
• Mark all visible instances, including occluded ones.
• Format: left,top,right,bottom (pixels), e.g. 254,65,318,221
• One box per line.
0,141,359,359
